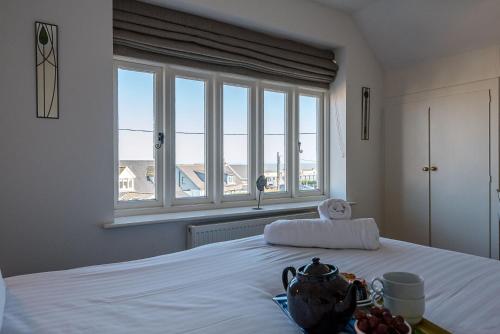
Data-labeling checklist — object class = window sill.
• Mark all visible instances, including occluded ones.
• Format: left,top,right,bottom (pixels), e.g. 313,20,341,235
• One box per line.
104,200,357,229
104,200,329,229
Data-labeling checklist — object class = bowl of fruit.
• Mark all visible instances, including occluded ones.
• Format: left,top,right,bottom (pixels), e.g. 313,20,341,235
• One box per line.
354,307,411,334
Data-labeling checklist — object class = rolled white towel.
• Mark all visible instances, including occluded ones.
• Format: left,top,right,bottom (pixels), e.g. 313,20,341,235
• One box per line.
318,198,351,220
263,218,380,250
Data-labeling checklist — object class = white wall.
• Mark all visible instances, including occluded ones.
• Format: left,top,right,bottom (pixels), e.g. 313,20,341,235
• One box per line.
0,0,384,276
385,46,500,97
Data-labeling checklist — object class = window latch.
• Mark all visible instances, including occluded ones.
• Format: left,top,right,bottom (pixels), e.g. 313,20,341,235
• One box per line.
298,141,303,153
155,132,165,149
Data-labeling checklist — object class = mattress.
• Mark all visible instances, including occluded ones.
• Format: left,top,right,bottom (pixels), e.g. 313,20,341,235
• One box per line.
3,236,500,333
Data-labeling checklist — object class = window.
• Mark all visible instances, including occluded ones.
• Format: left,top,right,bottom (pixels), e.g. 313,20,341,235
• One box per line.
223,84,250,196
175,77,207,198
115,62,162,206
115,64,162,204
263,90,287,193
298,94,320,191
114,59,327,212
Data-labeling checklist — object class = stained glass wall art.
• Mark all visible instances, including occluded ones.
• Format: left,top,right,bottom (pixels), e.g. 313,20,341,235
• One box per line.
35,22,59,119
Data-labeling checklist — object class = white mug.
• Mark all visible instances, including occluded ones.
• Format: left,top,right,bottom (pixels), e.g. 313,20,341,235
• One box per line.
383,294,425,325
371,272,424,299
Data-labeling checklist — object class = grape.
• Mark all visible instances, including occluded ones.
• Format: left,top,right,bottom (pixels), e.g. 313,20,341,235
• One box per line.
358,318,370,333
382,312,393,325
370,306,383,317
394,322,409,334
394,315,405,324
364,307,408,334
387,327,398,334
369,316,381,329
375,323,389,334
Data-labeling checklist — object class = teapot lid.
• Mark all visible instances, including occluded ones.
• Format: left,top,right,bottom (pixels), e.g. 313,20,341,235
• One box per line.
302,257,335,276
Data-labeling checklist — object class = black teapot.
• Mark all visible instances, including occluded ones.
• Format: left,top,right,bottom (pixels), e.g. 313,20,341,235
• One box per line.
282,257,360,333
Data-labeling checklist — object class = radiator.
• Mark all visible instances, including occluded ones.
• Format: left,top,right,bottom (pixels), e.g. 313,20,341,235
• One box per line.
187,211,318,248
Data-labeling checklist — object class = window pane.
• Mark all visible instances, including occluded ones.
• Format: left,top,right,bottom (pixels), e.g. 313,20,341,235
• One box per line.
175,77,206,198
299,95,319,191
117,68,157,201
264,90,286,192
223,84,249,195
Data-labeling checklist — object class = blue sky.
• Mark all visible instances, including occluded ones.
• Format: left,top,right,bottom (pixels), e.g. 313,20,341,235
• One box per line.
118,68,317,168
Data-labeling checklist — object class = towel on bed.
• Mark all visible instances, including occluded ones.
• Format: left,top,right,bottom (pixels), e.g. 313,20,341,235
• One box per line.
318,198,351,220
264,218,380,250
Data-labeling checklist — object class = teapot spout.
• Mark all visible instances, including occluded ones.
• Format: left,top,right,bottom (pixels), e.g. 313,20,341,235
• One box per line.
334,280,361,314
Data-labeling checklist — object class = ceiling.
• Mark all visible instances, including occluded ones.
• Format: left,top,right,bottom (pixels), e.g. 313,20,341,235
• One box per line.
311,0,376,14
314,0,500,69
143,0,500,70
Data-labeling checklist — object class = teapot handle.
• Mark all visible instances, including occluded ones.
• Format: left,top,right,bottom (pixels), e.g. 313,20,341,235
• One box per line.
282,267,297,291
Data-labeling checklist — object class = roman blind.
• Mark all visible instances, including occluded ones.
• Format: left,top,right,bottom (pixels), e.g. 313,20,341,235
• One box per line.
113,0,338,88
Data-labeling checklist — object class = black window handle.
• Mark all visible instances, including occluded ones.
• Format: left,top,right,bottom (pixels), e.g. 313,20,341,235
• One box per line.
155,132,164,149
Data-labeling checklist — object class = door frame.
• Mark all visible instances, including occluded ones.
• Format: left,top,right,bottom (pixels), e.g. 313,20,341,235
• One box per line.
385,78,499,259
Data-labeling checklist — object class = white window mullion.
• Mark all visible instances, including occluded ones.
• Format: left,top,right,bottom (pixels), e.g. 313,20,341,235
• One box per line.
256,83,264,181
154,65,165,207
214,75,223,205
249,82,258,200
322,93,330,197
206,74,215,204
316,94,325,196
292,88,300,197
113,62,119,205
164,68,175,208
287,88,295,198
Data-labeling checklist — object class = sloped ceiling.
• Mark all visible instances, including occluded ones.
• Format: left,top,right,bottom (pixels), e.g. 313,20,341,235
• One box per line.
312,0,375,14
314,0,500,69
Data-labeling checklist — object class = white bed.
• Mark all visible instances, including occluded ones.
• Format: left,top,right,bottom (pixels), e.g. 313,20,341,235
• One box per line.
3,236,500,333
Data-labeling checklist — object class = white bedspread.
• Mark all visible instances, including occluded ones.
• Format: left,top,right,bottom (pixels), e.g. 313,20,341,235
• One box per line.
3,236,500,333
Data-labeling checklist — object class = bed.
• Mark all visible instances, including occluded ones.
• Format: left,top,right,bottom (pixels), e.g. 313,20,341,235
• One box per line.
3,236,500,333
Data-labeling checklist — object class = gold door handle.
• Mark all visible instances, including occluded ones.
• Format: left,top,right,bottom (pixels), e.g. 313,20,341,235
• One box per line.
422,166,429,172
430,166,438,171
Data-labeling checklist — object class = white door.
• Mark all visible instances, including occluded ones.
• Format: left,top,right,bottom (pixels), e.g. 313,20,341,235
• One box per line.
430,90,491,257
385,101,430,246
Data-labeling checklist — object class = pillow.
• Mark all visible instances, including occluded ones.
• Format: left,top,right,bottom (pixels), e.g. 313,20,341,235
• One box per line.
0,269,5,331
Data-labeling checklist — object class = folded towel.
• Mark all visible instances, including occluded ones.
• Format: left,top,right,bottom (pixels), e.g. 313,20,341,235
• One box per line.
263,218,380,250
318,198,351,220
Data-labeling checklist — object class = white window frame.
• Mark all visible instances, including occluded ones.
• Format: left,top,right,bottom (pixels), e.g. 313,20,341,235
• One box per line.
114,57,329,216
218,76,257,202
113,60,164,209
168,68,214,206
258,83,293,199
295,88,327,197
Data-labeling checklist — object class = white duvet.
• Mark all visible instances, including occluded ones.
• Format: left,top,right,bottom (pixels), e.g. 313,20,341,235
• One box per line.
3,236,500,333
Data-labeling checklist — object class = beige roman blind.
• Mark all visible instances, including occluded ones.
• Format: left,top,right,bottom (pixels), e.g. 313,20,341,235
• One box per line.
113,0,338,88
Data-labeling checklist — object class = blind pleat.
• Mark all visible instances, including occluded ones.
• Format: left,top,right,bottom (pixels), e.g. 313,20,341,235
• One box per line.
113,0,338,88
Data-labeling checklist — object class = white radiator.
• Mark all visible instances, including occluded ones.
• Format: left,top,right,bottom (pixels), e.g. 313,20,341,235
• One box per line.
187,212,318,248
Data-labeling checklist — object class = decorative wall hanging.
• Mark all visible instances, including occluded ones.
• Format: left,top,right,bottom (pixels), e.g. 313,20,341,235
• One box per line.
361,87,371,140
35,21,59,119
